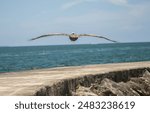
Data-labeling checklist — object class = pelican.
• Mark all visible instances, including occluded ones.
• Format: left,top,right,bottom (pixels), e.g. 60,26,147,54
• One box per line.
30,33,117,43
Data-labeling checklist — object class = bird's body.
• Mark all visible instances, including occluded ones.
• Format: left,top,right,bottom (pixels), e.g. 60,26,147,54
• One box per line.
69,33,79,41
30,33,117,43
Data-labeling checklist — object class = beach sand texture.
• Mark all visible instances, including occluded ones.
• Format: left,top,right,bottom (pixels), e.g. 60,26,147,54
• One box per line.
0,61,150,96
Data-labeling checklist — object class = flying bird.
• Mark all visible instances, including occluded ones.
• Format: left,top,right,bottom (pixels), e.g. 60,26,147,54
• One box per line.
30,33,117,43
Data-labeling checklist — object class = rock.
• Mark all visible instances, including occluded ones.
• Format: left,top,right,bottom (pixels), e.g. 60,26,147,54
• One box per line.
72,85,97,96
73,70,150,96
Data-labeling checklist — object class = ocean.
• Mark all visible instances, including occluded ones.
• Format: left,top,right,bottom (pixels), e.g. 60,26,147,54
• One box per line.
0,42,150,73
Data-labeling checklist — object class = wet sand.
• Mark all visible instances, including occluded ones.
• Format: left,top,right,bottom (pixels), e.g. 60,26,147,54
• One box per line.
0,61,150,96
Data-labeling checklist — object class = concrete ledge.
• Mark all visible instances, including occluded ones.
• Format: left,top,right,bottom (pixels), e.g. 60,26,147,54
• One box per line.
0,61,150,96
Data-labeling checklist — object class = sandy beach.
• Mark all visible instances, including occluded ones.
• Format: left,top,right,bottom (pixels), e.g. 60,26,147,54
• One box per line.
0,61,150,96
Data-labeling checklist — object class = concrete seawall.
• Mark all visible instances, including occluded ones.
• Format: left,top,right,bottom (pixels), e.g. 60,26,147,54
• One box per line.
0,61,150,96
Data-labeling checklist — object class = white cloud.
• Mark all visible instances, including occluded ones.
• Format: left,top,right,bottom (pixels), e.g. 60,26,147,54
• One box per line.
61,0,82,10
56,1,150,37
61,0,129,11
61,0,98,10
108,0,128,6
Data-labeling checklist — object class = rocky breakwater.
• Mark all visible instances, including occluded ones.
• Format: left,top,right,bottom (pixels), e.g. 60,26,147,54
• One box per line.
72,70,150,96
0,61,150,96
36,67,150,96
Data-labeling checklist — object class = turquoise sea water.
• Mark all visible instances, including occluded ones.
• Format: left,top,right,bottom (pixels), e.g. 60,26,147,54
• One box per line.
0,42,150,73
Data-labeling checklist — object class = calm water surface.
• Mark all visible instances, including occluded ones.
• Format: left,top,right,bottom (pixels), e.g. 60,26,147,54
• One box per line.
0,42,150,73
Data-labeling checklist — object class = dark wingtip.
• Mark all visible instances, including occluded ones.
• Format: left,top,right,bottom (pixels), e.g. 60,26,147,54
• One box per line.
114,41,120,43
113,41,118,43
28,39,33,41
29,36,40,41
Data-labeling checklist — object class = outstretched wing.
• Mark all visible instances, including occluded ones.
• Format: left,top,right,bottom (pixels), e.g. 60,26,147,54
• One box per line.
30,33,70,41
79,34,118,43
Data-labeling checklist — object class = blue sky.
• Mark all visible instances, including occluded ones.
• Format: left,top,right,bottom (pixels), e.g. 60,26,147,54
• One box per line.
0,0,150,46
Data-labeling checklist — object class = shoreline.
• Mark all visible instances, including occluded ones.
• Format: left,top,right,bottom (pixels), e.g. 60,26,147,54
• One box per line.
0,61,150,96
